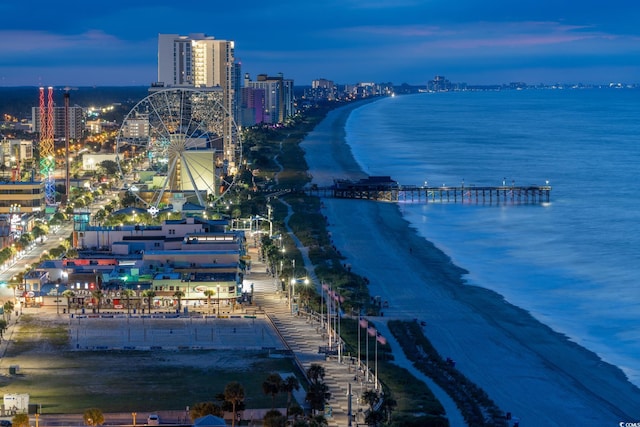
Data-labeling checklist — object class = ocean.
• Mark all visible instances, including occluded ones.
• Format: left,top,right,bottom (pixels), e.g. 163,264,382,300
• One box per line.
343,89,640,388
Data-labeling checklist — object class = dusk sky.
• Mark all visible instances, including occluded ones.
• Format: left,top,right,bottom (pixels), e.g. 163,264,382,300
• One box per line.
1,0,639,87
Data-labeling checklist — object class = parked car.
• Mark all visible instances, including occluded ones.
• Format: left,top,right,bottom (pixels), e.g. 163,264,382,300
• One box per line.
147,414,159,425
0,420,12,427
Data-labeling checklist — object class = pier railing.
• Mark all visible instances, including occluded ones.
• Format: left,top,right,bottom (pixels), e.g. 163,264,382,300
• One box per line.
395,185,551,204
306,182,552,204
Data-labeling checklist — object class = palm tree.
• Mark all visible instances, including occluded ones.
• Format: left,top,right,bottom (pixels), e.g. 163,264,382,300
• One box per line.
142,289,156,313
305,364,330,415
173,290,185,313
91,289,104,313
203,289,215,314
83,408,104,426
262,373,283,410
280,375,300,415
307,364,325,384
121,289,135,315
262,409,286,427
380,394,397,423
62,289,75,313
308,415,329,427
3,301,14,321
362,390,384,427
224,381,245,427
0,319,7,340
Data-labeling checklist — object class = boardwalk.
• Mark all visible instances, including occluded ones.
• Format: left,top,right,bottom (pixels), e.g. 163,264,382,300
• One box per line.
247,247,376,427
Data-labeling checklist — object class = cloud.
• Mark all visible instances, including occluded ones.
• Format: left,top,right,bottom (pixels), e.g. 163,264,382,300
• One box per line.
325,20,635,54
0,30,122,54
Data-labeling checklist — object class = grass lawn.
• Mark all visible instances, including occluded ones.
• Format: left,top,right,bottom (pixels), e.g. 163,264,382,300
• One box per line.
0,315,297,414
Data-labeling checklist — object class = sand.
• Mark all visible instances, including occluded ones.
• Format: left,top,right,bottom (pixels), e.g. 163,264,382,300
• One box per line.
301,99,640,426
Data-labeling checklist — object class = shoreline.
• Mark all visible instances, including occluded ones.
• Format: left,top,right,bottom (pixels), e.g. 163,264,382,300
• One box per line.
301,99,640,424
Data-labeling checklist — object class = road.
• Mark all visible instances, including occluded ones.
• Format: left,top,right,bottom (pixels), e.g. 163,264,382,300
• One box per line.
0,220,74,301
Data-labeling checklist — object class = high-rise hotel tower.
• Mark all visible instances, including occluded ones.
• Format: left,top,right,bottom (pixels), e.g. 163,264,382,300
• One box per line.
157,33,239,172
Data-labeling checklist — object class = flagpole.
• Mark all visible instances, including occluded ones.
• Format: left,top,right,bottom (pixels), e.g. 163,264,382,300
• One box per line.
320,282,324,330
327,285,332,349
357,317,361,376
365,325,369,382
337,296,342,363
375,335,378,391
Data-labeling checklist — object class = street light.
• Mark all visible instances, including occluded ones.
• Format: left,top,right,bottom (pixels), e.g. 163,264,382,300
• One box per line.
289,276,309,312
55,283,59,315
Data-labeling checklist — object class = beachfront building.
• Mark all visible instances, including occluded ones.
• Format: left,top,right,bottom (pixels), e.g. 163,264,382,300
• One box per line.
72,217,227,251
306,78,337,101
243,73,295,124
157,33,240,168
239,84,266,126
35,217,250,312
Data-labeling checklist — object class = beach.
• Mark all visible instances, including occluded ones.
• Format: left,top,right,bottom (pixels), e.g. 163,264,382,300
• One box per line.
301,99,640,425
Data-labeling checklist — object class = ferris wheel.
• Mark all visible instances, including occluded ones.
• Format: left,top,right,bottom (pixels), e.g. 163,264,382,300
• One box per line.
115,87,241,213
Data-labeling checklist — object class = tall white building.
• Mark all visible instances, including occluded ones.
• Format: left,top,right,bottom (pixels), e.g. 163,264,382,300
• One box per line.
157,33,239,170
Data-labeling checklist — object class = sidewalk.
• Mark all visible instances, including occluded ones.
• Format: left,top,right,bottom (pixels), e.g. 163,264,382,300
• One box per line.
246,245,373,427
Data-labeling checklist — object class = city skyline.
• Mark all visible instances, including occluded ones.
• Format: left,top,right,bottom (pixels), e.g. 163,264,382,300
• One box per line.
1,0,639,87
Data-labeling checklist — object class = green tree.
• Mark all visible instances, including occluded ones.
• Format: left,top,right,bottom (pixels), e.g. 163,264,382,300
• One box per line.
362,390,384,427
380,394,397,423
173,290,185,313
31,224,48,243
91,289,104,313
17,233,32,251
0,319,7,339
281,375,300,415
262,373,283,410
3,301,14,321
362,390,380,411
308,414,329,426
224,381,245,427
288,404,304,424
83,408,104,426
121,289,135,315
305,364,330,414
189,401,223,420
263,409,286,427
204,289,215,314
142,289,156,313
98,160,119,176
62,290,76,312
12,413,29,427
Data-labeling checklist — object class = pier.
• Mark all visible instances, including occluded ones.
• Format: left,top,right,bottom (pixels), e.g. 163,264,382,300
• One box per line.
306,176,551,204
